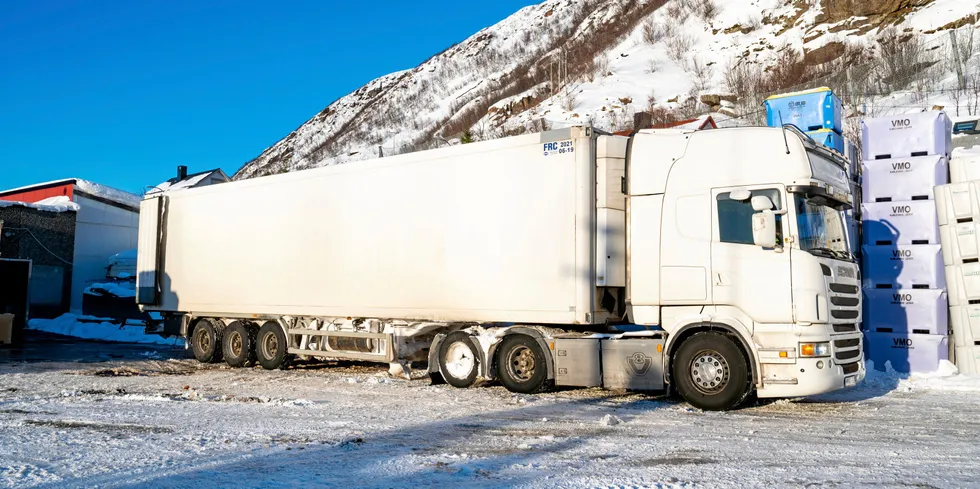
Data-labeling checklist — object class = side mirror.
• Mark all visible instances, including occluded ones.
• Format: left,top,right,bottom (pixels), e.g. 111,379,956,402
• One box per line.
752,210,778,248
751,195,775,212
730,189,752,201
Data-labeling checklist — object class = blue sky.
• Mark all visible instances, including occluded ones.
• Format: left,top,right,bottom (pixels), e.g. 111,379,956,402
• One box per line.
1,0,535,195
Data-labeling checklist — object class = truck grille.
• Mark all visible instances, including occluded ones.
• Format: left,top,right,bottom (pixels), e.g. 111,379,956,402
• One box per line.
829,281,861,326
836,349,861,361
829,284,858,294
832,333,864,365
831,296,859,307
827,266,862,366
831,310,859,320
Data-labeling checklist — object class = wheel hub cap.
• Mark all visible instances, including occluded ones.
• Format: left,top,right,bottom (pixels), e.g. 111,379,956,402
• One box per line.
231,333,243,356
690,350,730,394
508,346,535,382
263,333,278,358
444,342,475,379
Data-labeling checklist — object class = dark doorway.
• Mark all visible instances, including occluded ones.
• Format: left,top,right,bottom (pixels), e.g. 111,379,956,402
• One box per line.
0,259,31,347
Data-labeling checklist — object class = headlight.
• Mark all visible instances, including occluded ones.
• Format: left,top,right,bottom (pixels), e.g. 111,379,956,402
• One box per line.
800,342,831,358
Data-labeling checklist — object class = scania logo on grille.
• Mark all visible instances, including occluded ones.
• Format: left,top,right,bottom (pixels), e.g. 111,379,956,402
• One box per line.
836,267,856,279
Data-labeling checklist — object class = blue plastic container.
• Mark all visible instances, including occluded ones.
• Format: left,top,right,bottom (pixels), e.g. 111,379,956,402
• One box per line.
765,87,843,134
807,129,845,154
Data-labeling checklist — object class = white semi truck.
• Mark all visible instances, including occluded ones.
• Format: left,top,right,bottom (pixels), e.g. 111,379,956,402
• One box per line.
137,125,864,410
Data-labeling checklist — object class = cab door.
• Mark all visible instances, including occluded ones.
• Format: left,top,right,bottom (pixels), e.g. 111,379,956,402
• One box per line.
710,186,793,325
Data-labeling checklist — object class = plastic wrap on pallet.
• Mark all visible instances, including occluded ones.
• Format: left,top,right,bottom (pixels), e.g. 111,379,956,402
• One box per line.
861,111,953,160
949,305,980,348
935,181,980,227
863,288,948,335
765,87,843,133
940,222,980,266
950,146,980,184
806,129,845,155
862,244,945,289
864,331,948,374
861,200,940,245
861,156,948,203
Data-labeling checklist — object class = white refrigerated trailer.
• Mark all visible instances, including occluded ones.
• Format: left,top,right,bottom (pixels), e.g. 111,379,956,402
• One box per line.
137,125,865,410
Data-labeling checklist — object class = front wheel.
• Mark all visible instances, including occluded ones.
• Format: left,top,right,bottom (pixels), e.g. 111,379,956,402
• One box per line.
672,332,751,411
495,335,552,394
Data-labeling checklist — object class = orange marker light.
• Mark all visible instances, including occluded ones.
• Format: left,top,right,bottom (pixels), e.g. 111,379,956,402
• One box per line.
801,344,816,357
779,351,788,358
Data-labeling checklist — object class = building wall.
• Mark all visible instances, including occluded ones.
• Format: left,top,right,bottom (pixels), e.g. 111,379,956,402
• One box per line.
69,194,139,313
0,184,74,204
0,206,76,318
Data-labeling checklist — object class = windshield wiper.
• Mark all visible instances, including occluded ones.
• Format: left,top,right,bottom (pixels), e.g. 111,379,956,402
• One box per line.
808,247,855,262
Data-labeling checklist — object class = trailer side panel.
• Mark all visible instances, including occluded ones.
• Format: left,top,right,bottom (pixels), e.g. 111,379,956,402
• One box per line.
140,128,597,325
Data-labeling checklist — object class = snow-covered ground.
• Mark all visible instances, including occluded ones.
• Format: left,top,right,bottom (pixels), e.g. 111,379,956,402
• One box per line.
27,315,181,346
1,351,979,488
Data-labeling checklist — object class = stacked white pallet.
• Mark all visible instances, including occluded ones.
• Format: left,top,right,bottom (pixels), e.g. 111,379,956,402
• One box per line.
861,111,952,373
949,146,980,184
937,177,980,374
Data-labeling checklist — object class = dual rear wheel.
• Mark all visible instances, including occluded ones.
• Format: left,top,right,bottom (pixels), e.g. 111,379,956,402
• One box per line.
437,332,552,394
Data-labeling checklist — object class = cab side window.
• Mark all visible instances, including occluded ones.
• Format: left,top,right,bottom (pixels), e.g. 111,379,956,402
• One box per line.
717,189,782,246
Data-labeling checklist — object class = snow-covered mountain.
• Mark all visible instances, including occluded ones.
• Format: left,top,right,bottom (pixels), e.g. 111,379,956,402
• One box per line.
235,0,980,179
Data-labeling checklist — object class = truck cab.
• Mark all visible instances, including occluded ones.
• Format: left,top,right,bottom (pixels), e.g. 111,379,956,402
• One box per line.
625,126,864,408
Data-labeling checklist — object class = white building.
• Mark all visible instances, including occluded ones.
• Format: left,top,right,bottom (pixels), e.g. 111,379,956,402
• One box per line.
0,179,140,314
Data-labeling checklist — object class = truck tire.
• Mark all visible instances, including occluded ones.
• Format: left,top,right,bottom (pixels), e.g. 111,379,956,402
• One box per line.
672,332,751,411
222,321,256,368
496,334,552,394
256,321,291,370
438,332,480,388
191,318,223,364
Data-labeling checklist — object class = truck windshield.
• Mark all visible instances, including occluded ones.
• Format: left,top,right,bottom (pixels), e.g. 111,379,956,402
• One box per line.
794,194,852,261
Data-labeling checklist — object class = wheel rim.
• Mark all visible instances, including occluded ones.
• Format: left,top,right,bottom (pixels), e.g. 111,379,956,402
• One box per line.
198,330,211,353
444,341,475,379
262,332,278,359
230,332,243,357
506,346,535,382
690,349,731,394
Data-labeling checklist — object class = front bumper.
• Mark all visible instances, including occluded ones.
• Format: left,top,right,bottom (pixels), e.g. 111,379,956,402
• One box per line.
756,333,866,399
